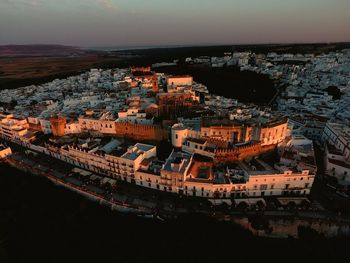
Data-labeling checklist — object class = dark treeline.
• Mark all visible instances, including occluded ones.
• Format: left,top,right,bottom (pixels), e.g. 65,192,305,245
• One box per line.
158,65,275,104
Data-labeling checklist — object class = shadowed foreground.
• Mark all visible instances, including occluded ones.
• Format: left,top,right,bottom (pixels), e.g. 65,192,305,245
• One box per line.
1,164,349,262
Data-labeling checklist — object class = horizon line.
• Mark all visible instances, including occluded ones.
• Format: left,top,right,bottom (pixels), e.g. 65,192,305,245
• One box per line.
1,41,350,49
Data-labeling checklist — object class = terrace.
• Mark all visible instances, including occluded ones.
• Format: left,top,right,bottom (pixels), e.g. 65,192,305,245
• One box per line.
121,143,155,161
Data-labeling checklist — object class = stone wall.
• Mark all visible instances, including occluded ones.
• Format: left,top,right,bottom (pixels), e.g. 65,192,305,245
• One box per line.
214,142,277,163
115,122,168,141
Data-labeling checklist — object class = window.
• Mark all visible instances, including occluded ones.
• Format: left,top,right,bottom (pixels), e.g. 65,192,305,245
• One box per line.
175,134,178,139
260,184,268,190
285,184,290,189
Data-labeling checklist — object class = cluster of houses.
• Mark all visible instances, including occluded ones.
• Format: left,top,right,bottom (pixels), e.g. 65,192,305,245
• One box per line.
1,56,349,203
181,49,350,187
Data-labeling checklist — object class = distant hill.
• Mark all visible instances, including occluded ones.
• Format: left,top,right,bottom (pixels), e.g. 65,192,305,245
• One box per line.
0,44,83,57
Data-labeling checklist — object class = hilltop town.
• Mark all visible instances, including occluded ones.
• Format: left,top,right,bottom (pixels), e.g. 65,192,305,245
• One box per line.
0,49,350,212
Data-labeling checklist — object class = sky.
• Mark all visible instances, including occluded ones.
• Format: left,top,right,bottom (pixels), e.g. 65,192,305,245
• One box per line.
0,0,349,47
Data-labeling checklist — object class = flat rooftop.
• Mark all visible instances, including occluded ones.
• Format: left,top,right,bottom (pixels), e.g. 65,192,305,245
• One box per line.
163,151,191,174
239,158,278,175
121,143,155,161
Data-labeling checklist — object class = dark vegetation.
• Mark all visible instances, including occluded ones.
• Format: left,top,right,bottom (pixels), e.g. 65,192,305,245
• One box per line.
325,85,342,100
159,64,275,103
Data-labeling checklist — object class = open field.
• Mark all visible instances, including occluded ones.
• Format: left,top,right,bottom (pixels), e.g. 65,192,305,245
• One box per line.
0,55,122,89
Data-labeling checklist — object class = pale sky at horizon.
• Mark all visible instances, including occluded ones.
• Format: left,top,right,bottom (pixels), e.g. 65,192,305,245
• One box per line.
0,0,349,47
